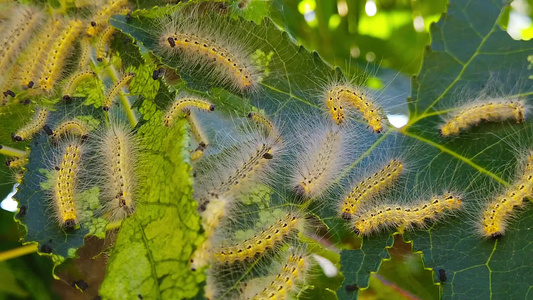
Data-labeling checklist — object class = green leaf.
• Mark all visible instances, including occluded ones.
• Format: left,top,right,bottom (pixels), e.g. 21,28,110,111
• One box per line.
107,1,533,299
339,0,533,299
99,79,204,299
14,101,106,258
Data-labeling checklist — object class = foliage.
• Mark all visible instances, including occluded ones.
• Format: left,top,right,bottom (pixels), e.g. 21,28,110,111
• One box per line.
0,0,532,299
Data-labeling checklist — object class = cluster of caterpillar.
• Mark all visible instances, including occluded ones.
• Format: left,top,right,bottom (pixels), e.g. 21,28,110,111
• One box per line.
0,0,131,105
8,2,529,298
36,113,138,232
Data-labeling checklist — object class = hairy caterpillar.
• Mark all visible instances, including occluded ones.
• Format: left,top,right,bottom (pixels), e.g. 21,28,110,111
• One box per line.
157,9,260,92
440,98,526,136
19,18,63,88
242,249,310,300
103,72,135,111
50,119,89,141
480,152,533,239
12,108,49,141
87,0,129,36
164,96,215,127
98,124,138,221
194,131,282,201
96,26,116,62
291,124,348,199
353,193,462,236
62,71,96,101
247,111,280,138
324,83,386,132
212,213,301,264
341,159,404,220
0,7,43,73
78,38,91,70
39,19,83,92
52,141,83,228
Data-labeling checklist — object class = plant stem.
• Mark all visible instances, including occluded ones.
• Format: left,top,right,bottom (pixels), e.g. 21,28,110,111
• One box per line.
0,145,27,157
105,65,138,128
0,244,38,262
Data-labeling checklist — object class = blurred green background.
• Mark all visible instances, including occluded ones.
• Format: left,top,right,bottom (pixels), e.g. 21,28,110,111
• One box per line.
1,0,532,299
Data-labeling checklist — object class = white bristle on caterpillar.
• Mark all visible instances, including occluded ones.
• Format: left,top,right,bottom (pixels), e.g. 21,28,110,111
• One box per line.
440,98,527,136
50,140,84,228
238,247,311,300
156,8,261,92
322,80,387,132
352,193,463,236
290,122,351,199
98,124,139,221
12,107,49,141
340,159,404,220
479,151,533,239
211,213,302,265
193,129,283,201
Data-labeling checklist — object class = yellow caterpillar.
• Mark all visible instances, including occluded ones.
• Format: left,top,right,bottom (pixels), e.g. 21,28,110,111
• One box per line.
50,119,89,141
440,99,526,136
40,19,83,92
100,125,138,221
353,193,462,236
53,142,83,228
480,152,533,238
62,71,96,101
341,159,403,220
103,73,135,111
12,108,49,141
325,84,386,132
212,214,300,264
247,251,308,300
164,96,215,127
248,111,280,138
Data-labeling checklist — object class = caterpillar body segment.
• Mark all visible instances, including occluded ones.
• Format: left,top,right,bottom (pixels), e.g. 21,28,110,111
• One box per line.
341,159,404,220
164,96,215,127
480,152,533,238
212,214,301,264
324,84,386,132
52,141,83,228
440,99,526,136
12,108,49,141
352,193,462,236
